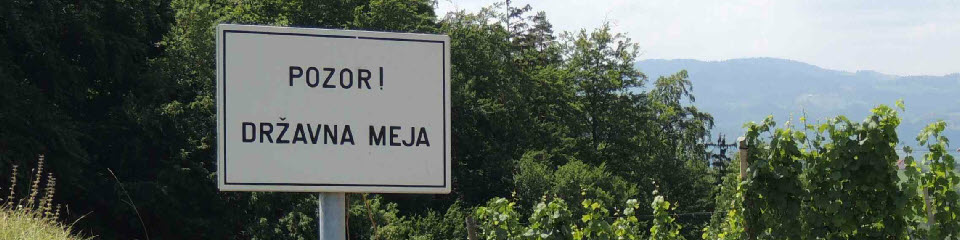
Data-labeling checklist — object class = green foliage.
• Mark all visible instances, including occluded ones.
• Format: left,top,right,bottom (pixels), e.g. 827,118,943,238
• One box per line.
2,0,718,238
2,0,441,238
475,198,523,239
440,10,715,236
552,20,715,239
440,6,540,204
243,192,317,240
243,192,470,240
525,197,574,239
147,0,441,238
572,199,614,239
473,195,663,240
353,0,437,32
703,104,960,239
612,199,643,240
7,0,957,238
800,105,906,239
514,151,562,211
649,194,685,240
741,117,803,239
470,191,693,240
351,194,468,240
0,0,175,237
701,156,747,240
717,183,747,240
474,196,577,240
514,150,639,218
902,121,960,239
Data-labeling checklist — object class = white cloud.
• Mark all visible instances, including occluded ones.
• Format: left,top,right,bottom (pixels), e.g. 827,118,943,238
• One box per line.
436,0,960,76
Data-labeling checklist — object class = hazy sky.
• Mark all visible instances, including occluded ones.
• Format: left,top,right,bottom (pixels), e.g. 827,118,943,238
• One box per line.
436,0,960,76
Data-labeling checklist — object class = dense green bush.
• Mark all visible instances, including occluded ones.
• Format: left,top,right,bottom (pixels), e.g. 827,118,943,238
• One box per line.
471,191,682,240
513,150,638,218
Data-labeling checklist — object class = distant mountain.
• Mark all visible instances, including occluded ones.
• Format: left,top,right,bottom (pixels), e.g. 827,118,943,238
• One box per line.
637,58,960,155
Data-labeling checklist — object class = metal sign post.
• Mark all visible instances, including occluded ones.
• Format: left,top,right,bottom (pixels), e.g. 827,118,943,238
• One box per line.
318,193,346,240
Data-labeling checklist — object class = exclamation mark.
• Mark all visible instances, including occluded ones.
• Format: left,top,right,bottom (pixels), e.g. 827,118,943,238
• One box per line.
379,67,384,90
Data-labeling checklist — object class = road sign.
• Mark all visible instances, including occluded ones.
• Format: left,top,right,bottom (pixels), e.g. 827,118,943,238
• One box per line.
217,24,450,194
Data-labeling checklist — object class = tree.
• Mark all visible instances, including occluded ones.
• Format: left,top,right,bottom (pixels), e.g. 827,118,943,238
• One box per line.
562,23,646,162
440,7,532,204
439,4,571,206
2,0,441,238
513,150,638,218
352,0,437,32
1,1,728,238
0,0,174,238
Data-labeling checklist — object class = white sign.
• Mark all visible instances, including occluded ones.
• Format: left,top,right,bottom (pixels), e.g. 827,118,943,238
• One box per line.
216,24,450,193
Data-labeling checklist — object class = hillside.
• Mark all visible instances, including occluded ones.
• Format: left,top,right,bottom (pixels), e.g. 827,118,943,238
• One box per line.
637,58,960,154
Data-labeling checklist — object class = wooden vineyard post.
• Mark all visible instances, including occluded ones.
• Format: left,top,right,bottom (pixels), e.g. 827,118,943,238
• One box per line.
738,137,748,181
465,216,479,240
923,188,935,229
738,136,753,239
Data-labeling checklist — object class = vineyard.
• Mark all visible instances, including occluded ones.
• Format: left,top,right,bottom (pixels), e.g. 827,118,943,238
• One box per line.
461,102,960,240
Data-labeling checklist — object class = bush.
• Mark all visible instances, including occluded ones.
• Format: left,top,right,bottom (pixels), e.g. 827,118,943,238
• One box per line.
473,191,683,239
513,150,639,218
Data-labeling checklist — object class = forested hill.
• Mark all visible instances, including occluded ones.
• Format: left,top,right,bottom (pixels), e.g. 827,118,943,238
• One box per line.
638,58,960,154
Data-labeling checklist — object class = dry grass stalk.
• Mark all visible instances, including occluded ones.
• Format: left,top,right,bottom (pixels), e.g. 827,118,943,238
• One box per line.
0,154,86,239
41,174,57,217
26,154,45,208
5,154,58,215
5,164,17,206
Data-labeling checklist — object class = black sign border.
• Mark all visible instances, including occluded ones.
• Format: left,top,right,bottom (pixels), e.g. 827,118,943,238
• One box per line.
221,29,447,189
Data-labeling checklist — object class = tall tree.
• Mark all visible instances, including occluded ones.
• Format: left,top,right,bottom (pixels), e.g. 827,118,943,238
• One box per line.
0,0,175,238
440,7,533,204
150,0,439,238
562,23,646,162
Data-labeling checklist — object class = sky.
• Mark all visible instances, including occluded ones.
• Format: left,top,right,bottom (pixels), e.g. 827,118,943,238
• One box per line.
435,0,960,76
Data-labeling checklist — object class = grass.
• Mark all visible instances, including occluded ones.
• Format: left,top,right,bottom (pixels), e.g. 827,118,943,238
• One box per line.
0,206,88,240
0,154,88,240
